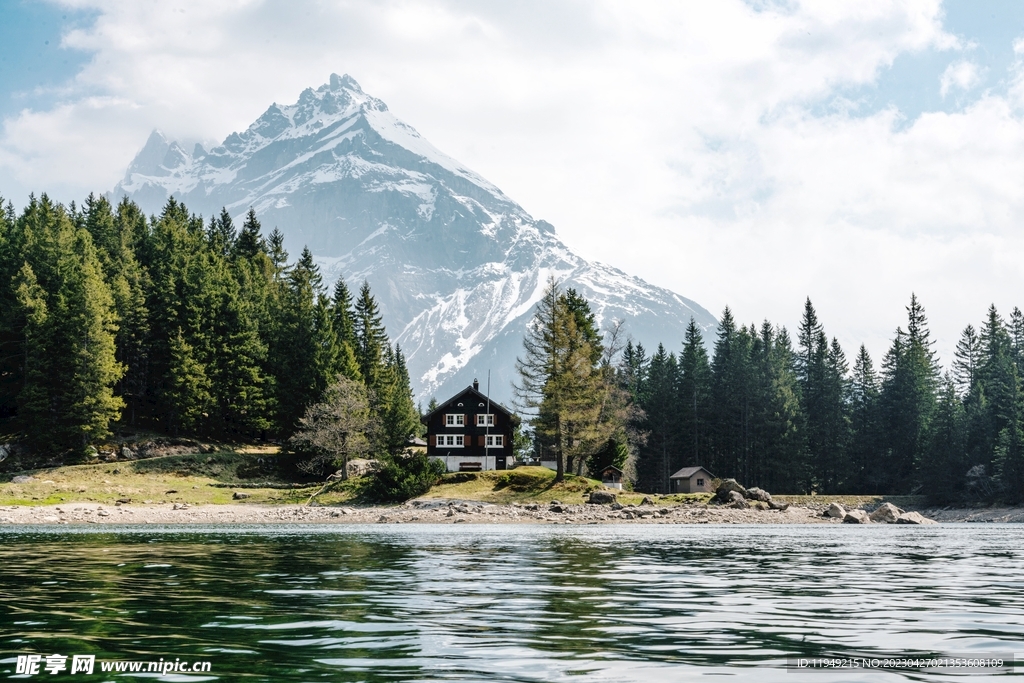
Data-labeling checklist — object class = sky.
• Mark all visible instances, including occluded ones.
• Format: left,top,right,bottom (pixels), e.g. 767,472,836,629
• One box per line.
1,0,1024,368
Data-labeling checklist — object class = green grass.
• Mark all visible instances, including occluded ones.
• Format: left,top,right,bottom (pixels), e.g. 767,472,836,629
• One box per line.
1,451,924,510
414,466,710,505
773,494,928,509
0,452,333,506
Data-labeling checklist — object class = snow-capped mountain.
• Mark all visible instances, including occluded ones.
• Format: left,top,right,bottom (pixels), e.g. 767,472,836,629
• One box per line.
112,74,717,403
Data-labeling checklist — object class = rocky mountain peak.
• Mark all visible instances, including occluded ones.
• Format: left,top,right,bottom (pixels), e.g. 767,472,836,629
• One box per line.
111,75,717,402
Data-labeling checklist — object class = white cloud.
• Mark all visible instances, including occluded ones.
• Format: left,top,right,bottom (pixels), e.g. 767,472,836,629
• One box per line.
3,0,1023,365
939,60,981,97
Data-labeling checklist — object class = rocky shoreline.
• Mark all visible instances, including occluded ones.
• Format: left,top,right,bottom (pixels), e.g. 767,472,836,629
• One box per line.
0,497,1005,526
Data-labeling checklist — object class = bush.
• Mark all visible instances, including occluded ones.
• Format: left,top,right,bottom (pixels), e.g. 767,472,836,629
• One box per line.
369,452,446,502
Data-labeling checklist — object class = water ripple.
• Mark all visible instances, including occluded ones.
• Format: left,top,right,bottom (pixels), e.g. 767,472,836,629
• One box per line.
0,524,1021,681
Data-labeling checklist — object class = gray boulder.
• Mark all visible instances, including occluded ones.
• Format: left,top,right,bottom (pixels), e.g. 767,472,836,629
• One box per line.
588,490,617,505
745,487,772,502
843,509,870,524
232,491,251,500
768,500,790,511
120,445,138,460
0,444,10,462
825,502,846,518
869,502,902,524
640,496,655,506
346,458,377,478
896,511,938,525
715,478,747,501
727,490,749,508
11,475,35,484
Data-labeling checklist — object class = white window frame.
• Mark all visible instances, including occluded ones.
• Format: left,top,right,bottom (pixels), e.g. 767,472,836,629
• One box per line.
476,413,495,427
440,434,464,448
485,434,504,448
444,414,465,427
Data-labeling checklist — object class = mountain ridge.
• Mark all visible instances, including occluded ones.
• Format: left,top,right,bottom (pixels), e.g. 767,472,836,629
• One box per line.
111,73,718,403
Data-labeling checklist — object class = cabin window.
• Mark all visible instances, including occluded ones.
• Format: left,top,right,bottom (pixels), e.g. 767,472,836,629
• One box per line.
440,434,464,447
445,414,465,427
697,478,704,486
485,434,504,448
476,413,495,426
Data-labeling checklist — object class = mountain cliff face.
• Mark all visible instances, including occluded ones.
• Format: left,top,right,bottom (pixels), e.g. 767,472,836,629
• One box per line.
112,74,717,403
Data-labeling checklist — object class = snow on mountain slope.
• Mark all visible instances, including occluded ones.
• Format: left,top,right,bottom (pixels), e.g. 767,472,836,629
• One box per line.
111,74,717,403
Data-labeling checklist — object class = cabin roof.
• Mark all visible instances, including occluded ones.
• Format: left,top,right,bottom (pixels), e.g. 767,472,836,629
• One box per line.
670,466,714,480
422,385,517,424
601,466,623,475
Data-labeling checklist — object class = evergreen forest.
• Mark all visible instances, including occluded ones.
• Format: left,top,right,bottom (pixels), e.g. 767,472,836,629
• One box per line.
624,298,1024,502
0,194,420,469
514,277,1024,503
2,192,1021,503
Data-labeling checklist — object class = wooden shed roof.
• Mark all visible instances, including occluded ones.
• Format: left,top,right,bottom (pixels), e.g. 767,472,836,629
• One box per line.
670,466,714,480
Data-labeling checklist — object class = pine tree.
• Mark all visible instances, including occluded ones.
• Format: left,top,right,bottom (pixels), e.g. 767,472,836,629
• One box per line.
878,294,940,492
923,374,968,503
270,247,337,433
267,227,289,275
636,344,680,492
166,329,213,433
994,369,1024,502
953,325,982,396
354,281,388,391
515,277,607,481
85,195,150,424
208,207,236,257
1011,308,1024,376
848,345,881,492
234,208,265,260
562,287,603,365
376,344,421,453
677,318,711,475
749,322,803,492
977,305,1016,465
818,337,852,491
709,308,754,481
796,299,830,490
15,198,124,453
330,278,361,381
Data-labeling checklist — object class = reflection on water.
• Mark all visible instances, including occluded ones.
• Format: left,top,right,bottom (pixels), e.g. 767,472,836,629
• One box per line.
0,524,1022,682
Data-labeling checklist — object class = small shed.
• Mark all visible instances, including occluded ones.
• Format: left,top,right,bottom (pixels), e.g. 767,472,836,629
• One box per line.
670,466,715,494
601,465,624,490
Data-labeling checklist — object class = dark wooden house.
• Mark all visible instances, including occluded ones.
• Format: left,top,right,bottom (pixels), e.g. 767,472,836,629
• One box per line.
422,380,519,472
600,465,624,490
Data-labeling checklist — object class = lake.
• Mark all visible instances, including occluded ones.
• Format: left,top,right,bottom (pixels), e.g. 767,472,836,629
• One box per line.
0,524,1020,681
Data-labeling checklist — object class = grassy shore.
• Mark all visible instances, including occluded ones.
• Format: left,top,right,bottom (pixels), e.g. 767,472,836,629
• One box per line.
419,467,712,506
0,451,327,506
0,453,927,510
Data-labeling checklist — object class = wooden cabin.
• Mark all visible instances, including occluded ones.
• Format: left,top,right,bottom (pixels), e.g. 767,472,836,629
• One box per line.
669,466,715,493
422,380,519,472
601,465,624,490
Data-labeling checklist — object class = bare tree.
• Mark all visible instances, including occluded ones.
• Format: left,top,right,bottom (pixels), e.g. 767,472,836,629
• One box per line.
291,375,375,479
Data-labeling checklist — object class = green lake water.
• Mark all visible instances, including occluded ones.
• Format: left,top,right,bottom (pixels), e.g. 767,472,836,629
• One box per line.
1,524,1021,681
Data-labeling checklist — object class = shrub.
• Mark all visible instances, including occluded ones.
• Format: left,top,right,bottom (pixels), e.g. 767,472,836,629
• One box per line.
369,452,446,502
